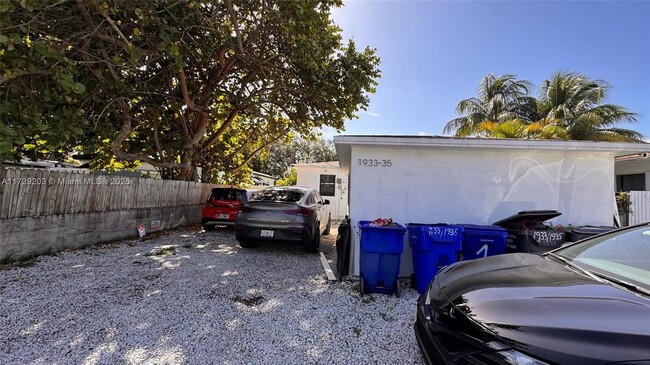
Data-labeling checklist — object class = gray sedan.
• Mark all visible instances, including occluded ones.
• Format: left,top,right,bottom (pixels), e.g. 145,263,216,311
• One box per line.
234,186,331,252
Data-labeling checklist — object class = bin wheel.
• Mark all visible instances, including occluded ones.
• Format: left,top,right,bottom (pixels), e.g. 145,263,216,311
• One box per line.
359,276,365,296
395,281,401,298
410,273,417,289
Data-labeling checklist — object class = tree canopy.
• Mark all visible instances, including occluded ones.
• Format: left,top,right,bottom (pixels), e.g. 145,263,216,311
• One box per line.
443,74,532,137
444,72,644,142
251,136,337,178
0,0,380,182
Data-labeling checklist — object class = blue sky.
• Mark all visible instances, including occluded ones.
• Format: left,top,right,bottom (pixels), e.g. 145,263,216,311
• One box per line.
324,0,650,139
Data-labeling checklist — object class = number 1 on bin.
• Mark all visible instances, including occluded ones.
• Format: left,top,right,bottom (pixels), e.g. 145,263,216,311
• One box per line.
477,244,488,258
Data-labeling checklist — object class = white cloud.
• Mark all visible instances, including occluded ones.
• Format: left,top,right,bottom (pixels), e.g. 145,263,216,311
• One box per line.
365,111,380,117
418,131,427,136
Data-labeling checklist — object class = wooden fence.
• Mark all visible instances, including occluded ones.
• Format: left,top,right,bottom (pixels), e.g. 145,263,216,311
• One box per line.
0,167,216,219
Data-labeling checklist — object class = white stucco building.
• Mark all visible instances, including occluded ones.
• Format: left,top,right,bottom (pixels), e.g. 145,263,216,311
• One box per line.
334,135,650,276
295,161,348,220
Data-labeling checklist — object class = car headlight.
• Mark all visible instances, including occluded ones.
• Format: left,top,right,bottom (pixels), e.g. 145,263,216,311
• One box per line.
486,341,550,365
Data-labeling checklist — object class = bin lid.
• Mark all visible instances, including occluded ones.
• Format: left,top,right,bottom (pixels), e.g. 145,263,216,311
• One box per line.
569,225,616,235
457,224,506,232
492,210,562,227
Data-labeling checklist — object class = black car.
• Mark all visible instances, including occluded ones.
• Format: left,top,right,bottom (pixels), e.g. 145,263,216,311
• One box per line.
415,223,650,365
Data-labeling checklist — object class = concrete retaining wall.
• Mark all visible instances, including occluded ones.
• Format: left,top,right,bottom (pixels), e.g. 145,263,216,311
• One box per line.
0,204,203,260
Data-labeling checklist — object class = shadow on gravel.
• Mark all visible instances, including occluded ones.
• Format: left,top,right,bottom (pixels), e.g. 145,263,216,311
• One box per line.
0,223,423,365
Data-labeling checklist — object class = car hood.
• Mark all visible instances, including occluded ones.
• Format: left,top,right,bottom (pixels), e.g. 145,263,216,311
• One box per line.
432,253,650,363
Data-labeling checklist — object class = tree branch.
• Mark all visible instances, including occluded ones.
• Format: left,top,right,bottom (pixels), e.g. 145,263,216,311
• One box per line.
225,0,244,53
75,0,97,29
0,70,52,85
229,132,286,174
202,109,239,151
99,10,133,48
111,98,190,171
152,109,164,161
178,68,204,112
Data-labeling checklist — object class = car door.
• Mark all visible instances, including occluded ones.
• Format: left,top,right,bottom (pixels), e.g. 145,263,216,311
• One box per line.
313,191,327,233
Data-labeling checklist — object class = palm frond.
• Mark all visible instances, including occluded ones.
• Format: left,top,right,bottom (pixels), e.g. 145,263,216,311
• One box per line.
455,98,483,115
573,128,646,142
443,117,468,135
447,71,641,142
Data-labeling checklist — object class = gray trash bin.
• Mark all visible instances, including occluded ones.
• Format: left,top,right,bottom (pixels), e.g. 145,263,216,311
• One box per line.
493,210,565,253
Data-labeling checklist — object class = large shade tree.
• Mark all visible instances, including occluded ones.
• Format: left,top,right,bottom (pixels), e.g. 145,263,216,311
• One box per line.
0,0,380,182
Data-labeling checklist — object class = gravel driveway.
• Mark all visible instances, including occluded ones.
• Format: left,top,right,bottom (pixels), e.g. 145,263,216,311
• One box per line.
1,224,425,365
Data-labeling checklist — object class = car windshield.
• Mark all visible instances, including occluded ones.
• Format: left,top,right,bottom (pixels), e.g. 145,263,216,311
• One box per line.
210,189,245,201
554,225,650,292
252,189,304,203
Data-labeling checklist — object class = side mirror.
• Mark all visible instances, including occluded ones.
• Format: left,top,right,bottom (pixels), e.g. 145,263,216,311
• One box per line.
324,199,330,205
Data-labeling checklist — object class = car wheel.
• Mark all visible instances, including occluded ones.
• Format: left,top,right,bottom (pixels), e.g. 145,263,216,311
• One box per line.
304,230,320,253
238,240,257,248
203,224,215,231
323,215,331,235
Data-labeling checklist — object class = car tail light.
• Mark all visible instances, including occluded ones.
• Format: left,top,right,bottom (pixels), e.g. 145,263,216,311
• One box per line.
284,208,313,216
289,229,304,235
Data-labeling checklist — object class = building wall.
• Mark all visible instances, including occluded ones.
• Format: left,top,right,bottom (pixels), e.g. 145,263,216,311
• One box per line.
251,172,276,187
348,146,616,276
296,165,348,220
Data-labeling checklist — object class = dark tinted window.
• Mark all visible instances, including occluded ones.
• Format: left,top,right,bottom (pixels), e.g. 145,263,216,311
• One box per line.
253,189,304,202
616,174,646,191
210,188,245,201
320,174,336,196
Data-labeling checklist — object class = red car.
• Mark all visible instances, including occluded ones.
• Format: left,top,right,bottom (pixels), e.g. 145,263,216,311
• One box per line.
202,188,255,230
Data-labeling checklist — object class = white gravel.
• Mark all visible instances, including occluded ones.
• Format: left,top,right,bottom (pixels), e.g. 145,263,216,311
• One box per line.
0,225,425,365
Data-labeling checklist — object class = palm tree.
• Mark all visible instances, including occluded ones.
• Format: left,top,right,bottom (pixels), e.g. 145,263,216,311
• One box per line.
476,120,533,139
529,72,643,142
444,74,533,136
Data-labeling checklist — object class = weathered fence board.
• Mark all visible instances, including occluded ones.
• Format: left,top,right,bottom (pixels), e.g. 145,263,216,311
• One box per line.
0,167,220,219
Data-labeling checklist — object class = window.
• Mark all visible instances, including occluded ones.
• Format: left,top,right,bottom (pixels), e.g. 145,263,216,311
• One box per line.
320,174,336,196
209,188,246,201
616,174,646,192
253,189,303,202
306,192,317,205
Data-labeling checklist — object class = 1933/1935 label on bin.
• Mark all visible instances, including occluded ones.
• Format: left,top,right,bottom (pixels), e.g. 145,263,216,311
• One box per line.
533,230,564,246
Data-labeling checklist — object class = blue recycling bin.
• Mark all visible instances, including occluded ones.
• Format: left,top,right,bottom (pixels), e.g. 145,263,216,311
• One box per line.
358,221,406,297
458,224,508,261
407,223,463,294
